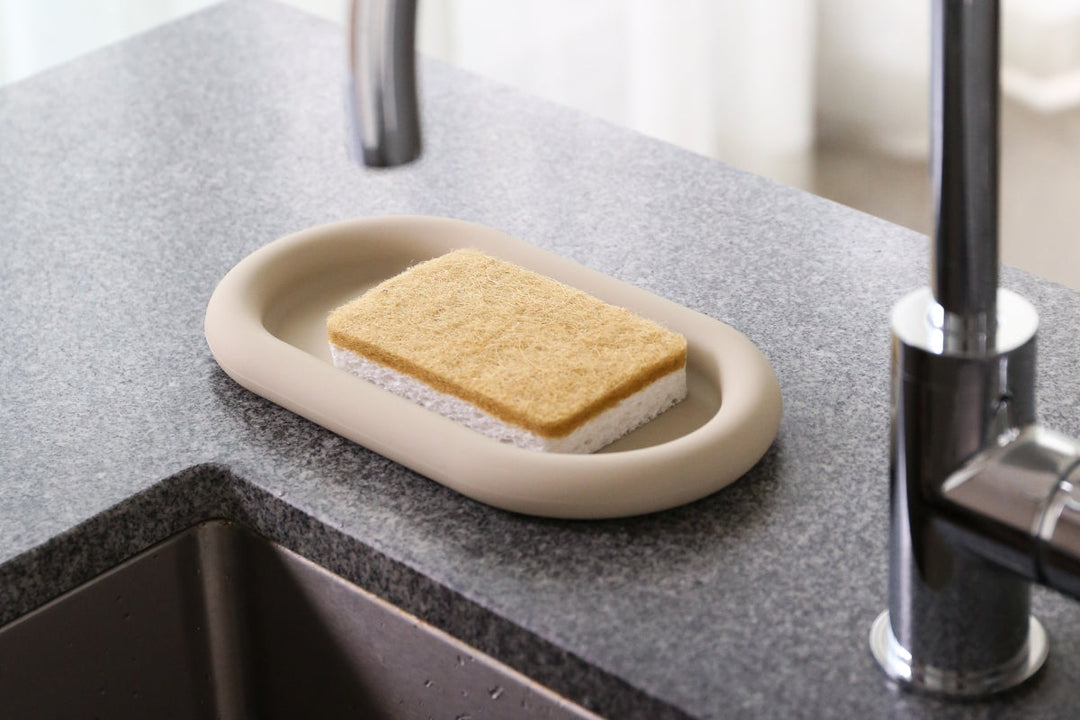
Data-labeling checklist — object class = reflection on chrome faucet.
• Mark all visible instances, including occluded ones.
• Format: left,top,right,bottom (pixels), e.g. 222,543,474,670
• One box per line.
344,0,1080,700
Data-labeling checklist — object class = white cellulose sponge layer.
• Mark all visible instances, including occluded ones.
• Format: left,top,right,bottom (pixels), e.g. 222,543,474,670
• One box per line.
326,249,688,454
328,344,686,453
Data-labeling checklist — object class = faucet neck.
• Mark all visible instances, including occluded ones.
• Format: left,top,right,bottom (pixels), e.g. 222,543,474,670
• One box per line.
930,0,1000,350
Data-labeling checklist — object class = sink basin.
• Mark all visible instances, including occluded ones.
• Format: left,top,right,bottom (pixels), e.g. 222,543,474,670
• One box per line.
0,521,601,719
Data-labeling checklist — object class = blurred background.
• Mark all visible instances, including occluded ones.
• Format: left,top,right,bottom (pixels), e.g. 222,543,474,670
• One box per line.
2,0,1077,290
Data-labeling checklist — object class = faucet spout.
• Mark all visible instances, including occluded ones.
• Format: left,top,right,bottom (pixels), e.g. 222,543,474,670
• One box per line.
1039,470,1080,598
347,0,421,167
939,426,1080,592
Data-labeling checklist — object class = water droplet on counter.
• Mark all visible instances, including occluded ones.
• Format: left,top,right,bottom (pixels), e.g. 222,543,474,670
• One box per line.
489,686,504,700
424,679,433,688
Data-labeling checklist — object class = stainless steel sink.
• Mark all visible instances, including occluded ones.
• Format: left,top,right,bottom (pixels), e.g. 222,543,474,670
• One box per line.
0,521,601,719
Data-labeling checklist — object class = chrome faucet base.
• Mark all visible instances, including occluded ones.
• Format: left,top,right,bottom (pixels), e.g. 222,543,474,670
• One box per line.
880,288,1045,697
870,611,1047,697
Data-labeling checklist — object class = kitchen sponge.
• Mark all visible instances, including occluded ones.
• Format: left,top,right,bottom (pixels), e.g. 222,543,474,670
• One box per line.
326,249,687,453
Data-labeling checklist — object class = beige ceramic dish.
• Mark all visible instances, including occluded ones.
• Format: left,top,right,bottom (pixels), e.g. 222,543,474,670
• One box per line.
204,216,782,519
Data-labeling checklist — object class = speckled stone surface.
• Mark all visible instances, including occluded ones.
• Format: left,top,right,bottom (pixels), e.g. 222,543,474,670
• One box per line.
2,1,1080,718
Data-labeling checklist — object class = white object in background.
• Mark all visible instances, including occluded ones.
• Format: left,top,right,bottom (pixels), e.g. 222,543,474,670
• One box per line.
1002,0,1080,111
816,0,1080,156
816,0,930,159
626,0,816,186
417,0,816,186
418,0,633,142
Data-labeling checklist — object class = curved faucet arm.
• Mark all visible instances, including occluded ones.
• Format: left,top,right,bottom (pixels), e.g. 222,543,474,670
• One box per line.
347,0,421,167
940,426,1080,596
1037,464,1080,598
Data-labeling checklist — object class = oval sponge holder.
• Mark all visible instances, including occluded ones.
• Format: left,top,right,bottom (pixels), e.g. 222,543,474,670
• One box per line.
205,216,782,519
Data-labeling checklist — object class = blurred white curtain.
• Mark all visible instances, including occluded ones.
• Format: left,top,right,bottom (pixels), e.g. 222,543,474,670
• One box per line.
419,0,816,185
815,0,1080,159
815,0,930,158
625,0,816,184
1002,0,1080,111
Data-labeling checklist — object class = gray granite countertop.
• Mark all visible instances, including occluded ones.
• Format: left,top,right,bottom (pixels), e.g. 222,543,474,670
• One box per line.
3,1,1080,717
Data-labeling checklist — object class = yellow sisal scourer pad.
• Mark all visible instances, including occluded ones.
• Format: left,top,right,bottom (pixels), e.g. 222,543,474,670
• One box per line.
326,249,687,441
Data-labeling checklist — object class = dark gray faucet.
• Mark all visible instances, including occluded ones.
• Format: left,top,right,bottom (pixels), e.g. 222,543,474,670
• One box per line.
346,0,1080,700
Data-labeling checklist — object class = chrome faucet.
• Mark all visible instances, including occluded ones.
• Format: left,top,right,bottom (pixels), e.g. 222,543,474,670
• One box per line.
346,0,1080,699
872,0,1080,697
